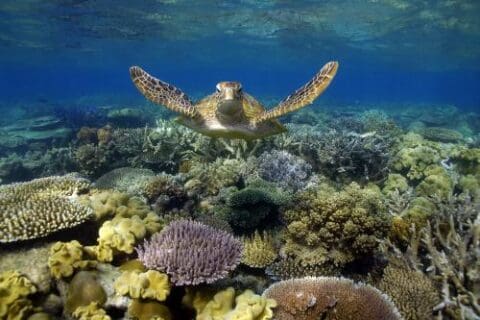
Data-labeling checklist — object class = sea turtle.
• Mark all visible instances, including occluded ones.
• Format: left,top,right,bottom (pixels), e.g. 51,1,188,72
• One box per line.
129,61,338,140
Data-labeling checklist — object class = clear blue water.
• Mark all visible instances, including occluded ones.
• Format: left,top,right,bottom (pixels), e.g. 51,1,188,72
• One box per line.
1,0,479,109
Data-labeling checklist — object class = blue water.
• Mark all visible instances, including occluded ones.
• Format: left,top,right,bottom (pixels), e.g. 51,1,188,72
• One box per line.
1,0,479,109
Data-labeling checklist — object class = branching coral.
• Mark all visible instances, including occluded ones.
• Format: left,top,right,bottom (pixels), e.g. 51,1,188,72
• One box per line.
136,219,242,286
381,195,480,319
114,270,170,301
0,175,93,243
241,231,278,268
282,183,390,270
378,265,439,320
262,277,401,320
0,270,38,320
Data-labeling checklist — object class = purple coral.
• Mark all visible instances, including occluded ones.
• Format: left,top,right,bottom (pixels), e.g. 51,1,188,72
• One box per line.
257,150,312,191
136,219,242,286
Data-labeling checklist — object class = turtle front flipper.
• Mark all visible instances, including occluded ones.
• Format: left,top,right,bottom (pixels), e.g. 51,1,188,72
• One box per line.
129,66,197,117
256,61,338,123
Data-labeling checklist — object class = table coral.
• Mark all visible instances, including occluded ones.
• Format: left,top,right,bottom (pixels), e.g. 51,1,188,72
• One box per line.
0,175,93,243
282,183,390,270
114,269,170,301
241,231,278,268
136,219,242,286
262,277,402,320
0,270,38,320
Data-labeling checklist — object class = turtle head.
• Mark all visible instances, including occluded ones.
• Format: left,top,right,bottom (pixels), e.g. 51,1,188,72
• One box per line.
216,81,243,117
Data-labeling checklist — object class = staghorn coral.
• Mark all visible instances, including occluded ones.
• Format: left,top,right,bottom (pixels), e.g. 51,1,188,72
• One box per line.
378,265,439,320
256,150,312,191
0,270,38,320
186,287,276,320
0,175,93,243
136,219,242,286
48,240,96,279
114,269,170,301
381,195,480,319
241,231,278,268
262,277,402,320
282,183,390,270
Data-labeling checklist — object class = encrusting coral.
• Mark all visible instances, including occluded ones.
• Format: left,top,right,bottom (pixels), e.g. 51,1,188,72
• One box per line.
241,231,278,268
282,182,390,270
262,277,402,320
184,287,276,320
136,219,243,286
0,175,93,243
0,270,38,320
114,269,170,301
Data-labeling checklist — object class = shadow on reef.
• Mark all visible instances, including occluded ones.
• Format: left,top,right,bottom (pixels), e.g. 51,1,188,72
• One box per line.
0,101,479,319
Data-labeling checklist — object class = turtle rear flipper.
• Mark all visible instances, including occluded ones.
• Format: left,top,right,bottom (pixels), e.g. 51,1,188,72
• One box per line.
256,61,338,122
129,66,197,117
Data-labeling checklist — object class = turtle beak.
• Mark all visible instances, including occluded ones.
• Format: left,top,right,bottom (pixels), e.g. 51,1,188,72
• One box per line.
224,87,236,100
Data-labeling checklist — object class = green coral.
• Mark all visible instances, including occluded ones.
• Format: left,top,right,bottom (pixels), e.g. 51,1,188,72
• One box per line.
241,231,278,268
114,270,170,301
416,126,463,143
401,197,436,229
217,179,290,231
282,183,390,269
452,147,480,175
415,166,454,200
382,173,410,196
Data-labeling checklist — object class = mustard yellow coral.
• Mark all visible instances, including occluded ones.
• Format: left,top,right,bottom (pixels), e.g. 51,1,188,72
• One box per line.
241,231,277,268
114,270,170,301
72,302,111,320
94,215,147,262
0,270,37,320
188,287,276,320
47,240,96,279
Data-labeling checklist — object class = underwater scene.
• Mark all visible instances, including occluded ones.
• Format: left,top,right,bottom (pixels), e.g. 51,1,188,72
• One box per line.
1,0,480,319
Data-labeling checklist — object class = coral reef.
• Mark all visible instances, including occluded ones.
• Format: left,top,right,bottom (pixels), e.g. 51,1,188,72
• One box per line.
65,271,107,315
185,287,276,320
94,167,155,195
256,150,312,191
114,269,170,301
262,277,401,320
0,175,93,243
241,231,278,268
282,183,390,270
378,265,439,320
0,270,38,320
416,126,463,143
136,219,242,286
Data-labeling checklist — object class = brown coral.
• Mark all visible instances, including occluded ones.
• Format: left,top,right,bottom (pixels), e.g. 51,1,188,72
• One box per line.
241,231,277,268
262,277,402,320
378,265,439,320
0,175,93,243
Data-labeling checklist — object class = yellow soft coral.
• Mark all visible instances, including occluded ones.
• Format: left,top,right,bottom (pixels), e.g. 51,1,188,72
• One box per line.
72,302,111,320
48,240,96,279
94,215,146,262
0,270,37,320
241,231,277,268
114,270,170,301
192,287,276,320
